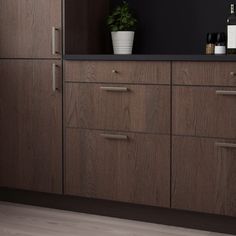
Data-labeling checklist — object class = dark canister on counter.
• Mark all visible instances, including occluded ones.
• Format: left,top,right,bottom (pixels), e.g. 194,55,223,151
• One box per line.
214,32,226,54
206,33,217,55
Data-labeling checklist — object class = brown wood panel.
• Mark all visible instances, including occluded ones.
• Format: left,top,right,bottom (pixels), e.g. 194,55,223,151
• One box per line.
64,61,171,84
172,136,236,217
65,128,170,207
0,0,61,58
173,62,236,86
65,0,110,54
172,86,236,139
0,60,62,193
66,83,170,134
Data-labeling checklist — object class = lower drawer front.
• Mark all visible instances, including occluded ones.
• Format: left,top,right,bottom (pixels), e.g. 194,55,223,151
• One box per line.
66,83,170,134
173,86,236,139
65,129,170,207
172,136,236,217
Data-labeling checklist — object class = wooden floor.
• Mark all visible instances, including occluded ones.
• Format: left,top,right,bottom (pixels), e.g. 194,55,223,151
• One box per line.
0,201,231,236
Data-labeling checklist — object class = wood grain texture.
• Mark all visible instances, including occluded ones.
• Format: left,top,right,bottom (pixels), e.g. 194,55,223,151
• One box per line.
65,129,170,207
0,202,229,236
173,62,236,86
0,60,62,193
172,86,236,139
64,0,110,54
65,83,170,134
0,0,61,58
64,61,171,84
172,136,236,217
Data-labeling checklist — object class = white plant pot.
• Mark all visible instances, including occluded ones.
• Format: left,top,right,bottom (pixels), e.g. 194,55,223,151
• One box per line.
111,31,135,55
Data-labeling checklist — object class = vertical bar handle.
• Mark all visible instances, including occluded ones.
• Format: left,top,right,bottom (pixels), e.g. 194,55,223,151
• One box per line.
52,63,58,92
52,27,59,55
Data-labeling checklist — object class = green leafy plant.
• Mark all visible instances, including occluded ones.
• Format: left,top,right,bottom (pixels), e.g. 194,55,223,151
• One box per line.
107,1,137,32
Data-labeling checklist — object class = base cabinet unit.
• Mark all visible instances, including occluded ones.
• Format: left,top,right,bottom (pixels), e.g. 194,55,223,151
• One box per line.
0,60,62,193
65,128,170,207
172,136,236,217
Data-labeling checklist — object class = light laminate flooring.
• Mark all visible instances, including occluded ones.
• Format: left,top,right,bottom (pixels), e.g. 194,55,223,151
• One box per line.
0,201,231,236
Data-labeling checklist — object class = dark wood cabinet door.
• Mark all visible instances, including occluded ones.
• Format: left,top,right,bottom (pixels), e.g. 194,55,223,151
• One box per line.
172,136,236,217
173,86,236,139
65,129,170,207
65,83,170,134
0,60,62,193
0,0,61,58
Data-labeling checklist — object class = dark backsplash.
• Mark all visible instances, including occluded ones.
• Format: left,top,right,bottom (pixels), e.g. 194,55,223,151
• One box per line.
111,0,229,54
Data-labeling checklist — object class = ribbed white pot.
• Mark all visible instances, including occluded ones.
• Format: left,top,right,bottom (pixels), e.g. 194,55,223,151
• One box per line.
111,31,135,55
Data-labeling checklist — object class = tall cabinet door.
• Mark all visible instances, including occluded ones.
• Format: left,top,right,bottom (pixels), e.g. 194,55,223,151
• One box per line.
0,0,61,58
0,60,62,193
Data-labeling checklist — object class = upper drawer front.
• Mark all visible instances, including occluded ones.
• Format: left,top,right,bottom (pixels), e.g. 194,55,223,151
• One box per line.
66,83,170,134
64,61,171,84
173,62,236,86
173,86,236,139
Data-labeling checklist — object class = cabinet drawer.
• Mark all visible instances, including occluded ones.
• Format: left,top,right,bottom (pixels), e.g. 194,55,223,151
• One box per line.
64,61,171,84
65,128,170,207
173,62,236,86
173,86,236,139
172,136,236,217
66,83,170,134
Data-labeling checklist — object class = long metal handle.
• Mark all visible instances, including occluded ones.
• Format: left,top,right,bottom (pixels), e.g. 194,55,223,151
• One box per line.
52,27,59,55
52,63,58,92
100,87,129,92
215,90,236,96
215,142,236,149
100,134,128,140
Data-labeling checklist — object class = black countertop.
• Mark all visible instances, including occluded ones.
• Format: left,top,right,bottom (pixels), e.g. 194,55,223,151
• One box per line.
64,54,236,61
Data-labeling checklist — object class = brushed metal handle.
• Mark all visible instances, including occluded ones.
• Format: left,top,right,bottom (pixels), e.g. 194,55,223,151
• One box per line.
100,134,128,140
230,72,236,76
215,142,236,149
215,90,236,96
112,69,118,74
52,63,58,92
52,27,59,55
100,86,129,92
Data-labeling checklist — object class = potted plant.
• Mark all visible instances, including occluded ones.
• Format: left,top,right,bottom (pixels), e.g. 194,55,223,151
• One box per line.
107,1,137,55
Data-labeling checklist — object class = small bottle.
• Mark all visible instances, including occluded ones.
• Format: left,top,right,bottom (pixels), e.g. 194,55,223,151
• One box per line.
227,4,236,54
215,32,226,55
206,33,216,55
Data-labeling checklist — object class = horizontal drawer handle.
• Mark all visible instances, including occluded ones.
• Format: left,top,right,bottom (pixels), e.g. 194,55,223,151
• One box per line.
100,134,128,140
215,90,236,96
100,87,129,92
215,142,236,149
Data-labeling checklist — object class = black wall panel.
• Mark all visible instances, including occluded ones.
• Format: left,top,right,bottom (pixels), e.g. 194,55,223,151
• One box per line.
111,0,230,54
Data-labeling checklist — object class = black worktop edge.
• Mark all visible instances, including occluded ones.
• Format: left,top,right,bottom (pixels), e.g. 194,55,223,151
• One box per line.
64,54,236,61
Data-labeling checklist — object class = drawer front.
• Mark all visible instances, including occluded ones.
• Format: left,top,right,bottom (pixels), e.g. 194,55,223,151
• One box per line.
172,136,236,217
173,62,236,86
66,83,170,134
173,86,236,139
65,128,170,207
64,61,171,84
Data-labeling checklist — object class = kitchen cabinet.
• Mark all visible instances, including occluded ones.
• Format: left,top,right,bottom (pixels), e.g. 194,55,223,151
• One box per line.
65,129,170,207
172,136,236,217
0,60,62,193
0,0,61,58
